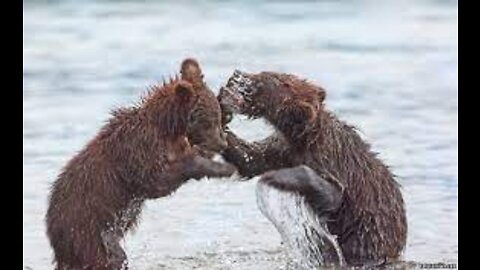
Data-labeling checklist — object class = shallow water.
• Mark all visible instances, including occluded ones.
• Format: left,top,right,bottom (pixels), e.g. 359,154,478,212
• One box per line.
24,0,457,269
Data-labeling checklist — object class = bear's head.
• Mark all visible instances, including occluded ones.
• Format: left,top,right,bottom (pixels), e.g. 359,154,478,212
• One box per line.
180,58,227,154
143,58,227,155
218,70,326,141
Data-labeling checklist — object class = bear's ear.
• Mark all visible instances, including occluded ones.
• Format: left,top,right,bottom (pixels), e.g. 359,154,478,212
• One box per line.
180,58,203,83
276,100,317,139
174,81,195,104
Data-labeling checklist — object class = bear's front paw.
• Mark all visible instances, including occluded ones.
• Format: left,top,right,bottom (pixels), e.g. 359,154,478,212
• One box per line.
218,162,238,177
224,163,238,176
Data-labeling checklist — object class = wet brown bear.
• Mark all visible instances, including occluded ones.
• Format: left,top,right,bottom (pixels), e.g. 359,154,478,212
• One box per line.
218,70,407,267
46,58,236,270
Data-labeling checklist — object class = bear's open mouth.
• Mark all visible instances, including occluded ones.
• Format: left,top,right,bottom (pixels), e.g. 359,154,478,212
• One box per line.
218,70,256,117
218,86,246,115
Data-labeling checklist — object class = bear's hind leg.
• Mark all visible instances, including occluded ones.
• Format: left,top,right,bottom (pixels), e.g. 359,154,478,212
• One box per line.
259,165,344,215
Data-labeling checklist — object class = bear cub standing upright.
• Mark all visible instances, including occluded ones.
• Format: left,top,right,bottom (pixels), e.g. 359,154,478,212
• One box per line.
46,59,236,270
218,70,407,267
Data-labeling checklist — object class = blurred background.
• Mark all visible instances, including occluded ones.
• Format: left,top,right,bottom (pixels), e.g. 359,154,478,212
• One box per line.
24,0,457,269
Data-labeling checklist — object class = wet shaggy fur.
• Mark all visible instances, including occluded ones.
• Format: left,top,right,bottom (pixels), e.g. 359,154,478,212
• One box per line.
218,71,407,266
46,58,235,270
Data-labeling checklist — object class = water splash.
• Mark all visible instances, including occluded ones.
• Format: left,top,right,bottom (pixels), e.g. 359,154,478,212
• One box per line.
256,180,346,269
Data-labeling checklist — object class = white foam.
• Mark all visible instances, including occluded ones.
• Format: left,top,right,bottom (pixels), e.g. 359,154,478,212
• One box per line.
256,180,345,269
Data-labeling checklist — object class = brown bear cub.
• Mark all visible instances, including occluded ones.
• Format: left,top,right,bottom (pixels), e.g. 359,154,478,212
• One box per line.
46,59,236,270
218,70,407,267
